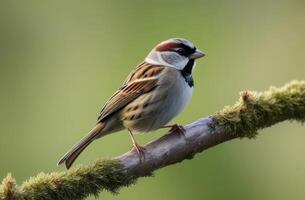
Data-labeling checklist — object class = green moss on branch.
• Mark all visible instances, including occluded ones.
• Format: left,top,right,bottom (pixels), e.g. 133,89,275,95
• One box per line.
213,80,305,138
1,160,136,200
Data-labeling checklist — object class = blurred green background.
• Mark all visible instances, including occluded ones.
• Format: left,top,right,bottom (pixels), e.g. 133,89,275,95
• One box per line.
1,0,305,199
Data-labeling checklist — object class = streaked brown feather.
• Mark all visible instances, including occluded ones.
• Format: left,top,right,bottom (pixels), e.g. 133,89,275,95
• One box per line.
97,63,164,122
124,62,164,83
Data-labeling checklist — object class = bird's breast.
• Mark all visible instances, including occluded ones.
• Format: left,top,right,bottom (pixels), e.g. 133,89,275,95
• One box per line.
149,74,193,131
121,70,193,133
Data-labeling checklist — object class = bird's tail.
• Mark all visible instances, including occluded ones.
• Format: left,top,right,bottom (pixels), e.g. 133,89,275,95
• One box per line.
57,122,105,169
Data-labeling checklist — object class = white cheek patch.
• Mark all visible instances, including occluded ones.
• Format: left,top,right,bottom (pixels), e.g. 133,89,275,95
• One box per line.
174,59,189,70
145,51,189,70
159,52,188,70
160,51,181,63
145,52,175,68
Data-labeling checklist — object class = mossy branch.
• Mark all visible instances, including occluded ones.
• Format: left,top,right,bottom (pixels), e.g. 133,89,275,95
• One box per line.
1,80,305,200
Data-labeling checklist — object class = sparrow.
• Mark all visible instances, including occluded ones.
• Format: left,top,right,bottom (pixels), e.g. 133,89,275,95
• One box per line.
58,38,205,169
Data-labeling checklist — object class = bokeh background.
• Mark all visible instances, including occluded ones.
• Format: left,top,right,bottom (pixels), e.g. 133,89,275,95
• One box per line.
1,0,305,199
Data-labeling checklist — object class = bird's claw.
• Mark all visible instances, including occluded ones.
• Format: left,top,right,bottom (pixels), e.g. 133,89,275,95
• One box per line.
167,124,186,137
131,143,145,162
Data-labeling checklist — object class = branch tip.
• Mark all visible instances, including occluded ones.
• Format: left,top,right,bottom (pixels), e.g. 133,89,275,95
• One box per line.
1,174,17,200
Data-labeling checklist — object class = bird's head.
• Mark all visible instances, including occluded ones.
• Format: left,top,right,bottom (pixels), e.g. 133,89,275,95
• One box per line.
145,38,205,70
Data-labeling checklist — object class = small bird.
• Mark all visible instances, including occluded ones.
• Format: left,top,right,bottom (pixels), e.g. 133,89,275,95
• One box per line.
58,38,205,169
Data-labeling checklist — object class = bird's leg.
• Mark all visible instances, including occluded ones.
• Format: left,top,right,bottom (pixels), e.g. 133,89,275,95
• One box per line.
128,129,145,161
162,124,186,136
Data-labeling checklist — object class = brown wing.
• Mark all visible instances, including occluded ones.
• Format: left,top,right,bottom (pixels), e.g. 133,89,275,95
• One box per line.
123,62,164,84
97,62,164,122
97,77,158,121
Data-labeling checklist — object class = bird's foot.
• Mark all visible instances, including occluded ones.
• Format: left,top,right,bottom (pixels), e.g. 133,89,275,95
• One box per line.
163,124,186,137
131,143,145,162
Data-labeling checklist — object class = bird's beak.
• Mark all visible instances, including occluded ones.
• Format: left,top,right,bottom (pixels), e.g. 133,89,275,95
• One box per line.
190,49,205,59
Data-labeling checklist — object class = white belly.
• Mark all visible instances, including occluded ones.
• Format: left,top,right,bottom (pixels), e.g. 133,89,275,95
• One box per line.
145,76,193,132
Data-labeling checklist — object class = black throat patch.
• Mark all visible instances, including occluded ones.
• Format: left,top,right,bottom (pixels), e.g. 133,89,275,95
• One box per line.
180,59,194,87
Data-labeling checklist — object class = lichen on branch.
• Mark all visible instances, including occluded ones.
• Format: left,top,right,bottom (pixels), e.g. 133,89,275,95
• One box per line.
0,80,304,200
213,80,305,138
0,160,137,200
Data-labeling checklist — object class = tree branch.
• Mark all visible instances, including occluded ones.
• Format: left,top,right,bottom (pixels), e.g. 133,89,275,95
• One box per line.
1,80,304,200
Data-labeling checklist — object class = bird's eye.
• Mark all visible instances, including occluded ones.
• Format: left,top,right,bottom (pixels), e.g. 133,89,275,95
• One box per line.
176,48,185,54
